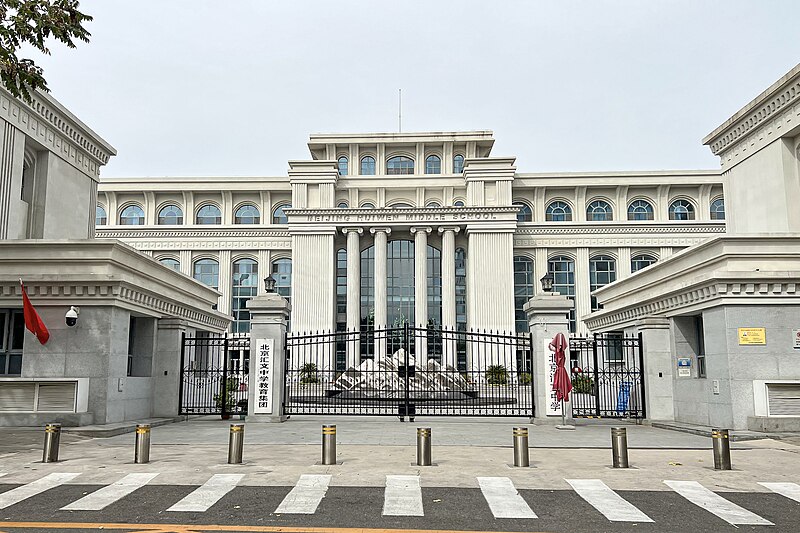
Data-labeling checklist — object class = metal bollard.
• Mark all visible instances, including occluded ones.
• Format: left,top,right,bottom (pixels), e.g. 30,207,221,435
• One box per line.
512,427,530,467
712,428,732,470
134,424,151,464
228,423,244,464
42,423,61,463
417,428,432,466
611,427,629,468
322,425,337,465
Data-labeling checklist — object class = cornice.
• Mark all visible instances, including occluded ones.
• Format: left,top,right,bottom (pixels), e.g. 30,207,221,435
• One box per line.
585,278,800,332
96,228,291,238
0,87,116,178
121,240,292,251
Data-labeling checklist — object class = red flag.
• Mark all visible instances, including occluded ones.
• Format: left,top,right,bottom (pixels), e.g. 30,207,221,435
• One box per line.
20,280,50,345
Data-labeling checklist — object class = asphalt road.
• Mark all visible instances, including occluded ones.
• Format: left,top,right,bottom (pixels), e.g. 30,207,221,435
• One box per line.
0,430,90,457
0,484,798,533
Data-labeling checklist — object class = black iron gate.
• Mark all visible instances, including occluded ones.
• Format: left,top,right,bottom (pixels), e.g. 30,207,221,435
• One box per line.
568,333,645,419
284,325,534,418
179,333,250,416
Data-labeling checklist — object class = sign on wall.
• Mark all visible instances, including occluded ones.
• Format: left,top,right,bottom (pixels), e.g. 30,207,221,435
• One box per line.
738,327,767,345
254,338,274,414
544,339,564,416
793,330,800,350
677,357,691,378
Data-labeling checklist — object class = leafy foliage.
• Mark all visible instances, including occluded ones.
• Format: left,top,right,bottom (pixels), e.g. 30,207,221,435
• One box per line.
0,0,92,102
486,365,508,385
571,374,594,394
300,363,320,385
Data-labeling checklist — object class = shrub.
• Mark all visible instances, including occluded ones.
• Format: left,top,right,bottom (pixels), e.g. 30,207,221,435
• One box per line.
572,374,594,394
486,365,508,385
300,362,320,384
518,372,532,385
213,377,239,411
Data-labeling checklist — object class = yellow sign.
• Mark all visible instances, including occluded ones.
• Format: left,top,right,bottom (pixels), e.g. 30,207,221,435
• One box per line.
738,327,766,345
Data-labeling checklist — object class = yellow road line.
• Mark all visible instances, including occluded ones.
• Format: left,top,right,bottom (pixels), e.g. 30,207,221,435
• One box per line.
0,522,554,533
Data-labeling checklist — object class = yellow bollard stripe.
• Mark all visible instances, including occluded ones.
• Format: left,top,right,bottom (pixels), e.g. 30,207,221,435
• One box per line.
230,426,243,433
136,428,150,434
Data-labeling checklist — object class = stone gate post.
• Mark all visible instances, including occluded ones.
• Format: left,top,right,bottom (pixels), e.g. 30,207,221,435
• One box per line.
636,317,675,421
246,293,291,422
524,294,574,424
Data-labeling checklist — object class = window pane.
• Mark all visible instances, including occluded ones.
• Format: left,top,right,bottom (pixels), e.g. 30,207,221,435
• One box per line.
235,204,260,224
193,259,219,289
453,155,465,174
196,205,221,224
386,156,414,175
10,311,24,350
8,354,22,375
95,206,107,226
159,258,180,271
360,156,376,175
338,156,348,176
425,155,441,174
158,205,183,225
120,205,144,225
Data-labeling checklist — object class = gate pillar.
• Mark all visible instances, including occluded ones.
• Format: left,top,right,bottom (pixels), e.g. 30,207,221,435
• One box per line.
524,294,574,424
246,293,291,423
154,317,188,417
635,317,675,421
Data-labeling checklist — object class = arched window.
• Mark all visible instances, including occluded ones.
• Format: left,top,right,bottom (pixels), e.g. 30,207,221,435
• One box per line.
389,202,413,208
710,198,725,220
548,255,576,332
628,200,654,221
193,258,219,289
234,204,260,224
589,255,616,311
587,200,613,221
159,257,180,271
337,156,348,176
425,155,441,174
120,204,144,225
386,156,414,175
669,199,695,221
361,202,375,209
158,204,183,225
337,201,348,209
453,200,465,207
515,202,533,223
545,201,572,222
232,258,258,334
95,205,107,226
425,201,441,208
360,156,376,175
513,256,535,333
631,254,657,273
272,204,291,224
196,204,221,225
453,154,465,174
455,247,467,370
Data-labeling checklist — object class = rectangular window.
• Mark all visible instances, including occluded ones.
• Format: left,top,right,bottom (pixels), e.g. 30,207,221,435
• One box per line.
695,316,706,378
0,310,24,375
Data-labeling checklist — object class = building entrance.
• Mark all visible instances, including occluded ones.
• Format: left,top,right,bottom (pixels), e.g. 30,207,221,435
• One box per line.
179,334,250,417
284,325,535,418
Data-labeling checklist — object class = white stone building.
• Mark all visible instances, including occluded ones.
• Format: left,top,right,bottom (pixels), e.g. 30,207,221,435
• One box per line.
96,132,725,358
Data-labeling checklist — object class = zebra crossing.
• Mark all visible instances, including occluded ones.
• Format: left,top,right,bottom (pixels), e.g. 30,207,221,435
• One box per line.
0,472,796,526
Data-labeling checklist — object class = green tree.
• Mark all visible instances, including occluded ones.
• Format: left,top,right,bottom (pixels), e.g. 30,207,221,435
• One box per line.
0,0,92,102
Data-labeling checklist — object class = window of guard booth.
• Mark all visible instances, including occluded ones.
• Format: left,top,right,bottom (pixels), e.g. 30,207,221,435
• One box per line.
0,310,24,375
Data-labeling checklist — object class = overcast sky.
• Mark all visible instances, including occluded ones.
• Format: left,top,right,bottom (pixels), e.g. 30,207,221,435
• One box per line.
31,0,800,177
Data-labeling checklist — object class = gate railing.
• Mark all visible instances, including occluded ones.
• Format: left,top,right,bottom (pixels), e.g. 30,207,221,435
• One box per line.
179,333,250,416
284,324,535,417
568,333,645,419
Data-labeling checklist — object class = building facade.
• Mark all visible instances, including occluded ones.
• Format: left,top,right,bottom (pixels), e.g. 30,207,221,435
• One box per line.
96,131,726,355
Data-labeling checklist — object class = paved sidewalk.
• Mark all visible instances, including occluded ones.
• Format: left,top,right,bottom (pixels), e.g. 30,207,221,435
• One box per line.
3,416,800,492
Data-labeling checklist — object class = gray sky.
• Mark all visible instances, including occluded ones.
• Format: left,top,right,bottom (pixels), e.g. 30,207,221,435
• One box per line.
32,0,800,177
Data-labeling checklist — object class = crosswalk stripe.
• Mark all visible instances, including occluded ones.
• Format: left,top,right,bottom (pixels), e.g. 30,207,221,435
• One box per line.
0,473,6,478
167,474,244,512
274,474,331,515
758,482,800,503
566,479,653,523
664,480,773,526
0,473,80,509
61,473,159,511
383,475,423,516
477,477,537,519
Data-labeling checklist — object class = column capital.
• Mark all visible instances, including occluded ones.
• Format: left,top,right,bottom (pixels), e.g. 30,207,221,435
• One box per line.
437,226,462,234
635,316,671,330
341,227,363,235
410,226,433,234
370,227,392,235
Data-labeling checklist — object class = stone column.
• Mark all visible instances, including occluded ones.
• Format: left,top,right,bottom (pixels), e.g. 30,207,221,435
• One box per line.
636,317,675,421
524,293,573,424
411,227,431,359
246,293,291,423
371,227,390,357
343,227,362,367
574,247,591,336
151,318,188,417
217,250,232,314
618,247,632,279
439,226,460,369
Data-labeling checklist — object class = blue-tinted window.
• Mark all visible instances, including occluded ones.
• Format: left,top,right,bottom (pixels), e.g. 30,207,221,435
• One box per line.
272,204,291,224
387,156,414,175
120,205,144,225
628,200,654,221
669,199,695,221
453,154,465,174
337,156,348,176
235,204,260,224
360,156,376,175
196,204,221,225
546,201,572,222
425,155,441,174
587,200,613,221
710,198,725,220
95,205,107,226
158,204,183,225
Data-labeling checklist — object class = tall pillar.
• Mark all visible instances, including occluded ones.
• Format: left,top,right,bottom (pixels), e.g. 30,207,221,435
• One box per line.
152,318,188,417
636,317,675,421
179,250,192,277
291,228,336,337
371,227,390,357
411,227,431,360
525,293,573,423
218,250,232,315
439,226,459,369
574,247,591,336
343,227,362,367
246,293,290,423
618,247,632,279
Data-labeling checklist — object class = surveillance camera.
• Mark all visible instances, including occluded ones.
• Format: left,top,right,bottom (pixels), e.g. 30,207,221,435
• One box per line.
65,306,80,327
